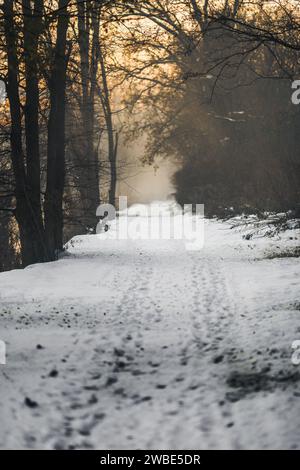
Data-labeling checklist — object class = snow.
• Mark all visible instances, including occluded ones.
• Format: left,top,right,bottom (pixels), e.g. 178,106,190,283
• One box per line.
0,207,299,449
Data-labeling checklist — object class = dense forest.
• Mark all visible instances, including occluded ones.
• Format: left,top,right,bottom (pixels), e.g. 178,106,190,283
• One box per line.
0,0,300,270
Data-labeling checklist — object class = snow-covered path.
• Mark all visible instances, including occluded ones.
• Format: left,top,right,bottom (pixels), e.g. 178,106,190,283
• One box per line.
0,214,300,449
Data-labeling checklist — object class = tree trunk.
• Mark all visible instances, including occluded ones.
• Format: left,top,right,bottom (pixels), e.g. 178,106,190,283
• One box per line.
76,0,100,230
98,39,117,206
22,0,48,261
3,0,47,266
44,0,69,258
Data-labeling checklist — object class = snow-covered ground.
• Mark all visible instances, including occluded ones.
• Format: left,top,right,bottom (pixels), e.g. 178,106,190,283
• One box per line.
0,205,299,449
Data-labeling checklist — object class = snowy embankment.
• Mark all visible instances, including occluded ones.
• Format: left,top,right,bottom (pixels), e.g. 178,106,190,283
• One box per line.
0,204,299,449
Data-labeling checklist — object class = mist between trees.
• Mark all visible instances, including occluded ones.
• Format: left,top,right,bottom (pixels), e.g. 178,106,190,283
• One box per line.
0,0,299,270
